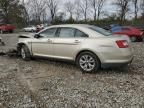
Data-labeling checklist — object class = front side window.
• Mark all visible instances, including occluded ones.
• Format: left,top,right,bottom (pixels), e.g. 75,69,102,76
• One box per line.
39,28,57,38
59,28,75,38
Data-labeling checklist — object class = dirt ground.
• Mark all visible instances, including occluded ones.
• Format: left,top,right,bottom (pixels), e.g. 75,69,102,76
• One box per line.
0,33,144,108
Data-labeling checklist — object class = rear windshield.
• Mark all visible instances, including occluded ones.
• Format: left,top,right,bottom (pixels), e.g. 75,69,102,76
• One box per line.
87,25,113,36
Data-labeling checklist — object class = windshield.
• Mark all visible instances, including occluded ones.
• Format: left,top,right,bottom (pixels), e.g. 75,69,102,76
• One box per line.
87,25,113,36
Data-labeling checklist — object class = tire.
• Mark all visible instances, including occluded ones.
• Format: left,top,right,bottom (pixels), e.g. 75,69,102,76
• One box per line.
76,52,101,73
130,36,137,42
9,30,13,33
20,45,31,61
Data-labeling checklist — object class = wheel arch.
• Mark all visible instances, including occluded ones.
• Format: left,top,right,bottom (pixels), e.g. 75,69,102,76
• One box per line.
17,42,27,49
17,43,32,55
75,49,101,64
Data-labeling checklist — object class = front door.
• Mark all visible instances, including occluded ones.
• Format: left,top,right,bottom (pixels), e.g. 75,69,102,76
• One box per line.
32,28,57,57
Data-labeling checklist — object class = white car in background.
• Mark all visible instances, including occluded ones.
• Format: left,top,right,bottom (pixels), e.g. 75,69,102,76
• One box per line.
23,26,36,32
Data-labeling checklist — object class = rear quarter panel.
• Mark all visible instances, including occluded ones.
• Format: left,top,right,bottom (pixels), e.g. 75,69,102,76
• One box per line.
75,37,132,63
74,37,115,62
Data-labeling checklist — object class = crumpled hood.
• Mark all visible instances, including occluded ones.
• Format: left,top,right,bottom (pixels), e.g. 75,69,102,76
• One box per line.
18,33,35,39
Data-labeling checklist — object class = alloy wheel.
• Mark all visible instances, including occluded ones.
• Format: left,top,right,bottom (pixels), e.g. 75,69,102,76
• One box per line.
21,48,26,59
79,55,96,72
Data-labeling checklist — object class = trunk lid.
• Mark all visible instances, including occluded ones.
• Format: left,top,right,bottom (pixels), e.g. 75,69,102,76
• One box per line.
106,34,131,43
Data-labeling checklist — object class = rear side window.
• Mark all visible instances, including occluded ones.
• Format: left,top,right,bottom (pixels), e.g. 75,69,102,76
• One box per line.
59,28,75,38
75,30,88,37
39,28,57,38
87,25,112,36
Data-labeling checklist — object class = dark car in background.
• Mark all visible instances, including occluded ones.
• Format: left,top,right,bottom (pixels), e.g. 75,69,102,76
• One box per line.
112,26,144,42
0,11,16,34
103,24,120,31
0,24,16,34
135,26,144,32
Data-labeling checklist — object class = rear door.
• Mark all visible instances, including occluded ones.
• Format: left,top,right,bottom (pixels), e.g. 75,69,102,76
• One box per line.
53,27,88,60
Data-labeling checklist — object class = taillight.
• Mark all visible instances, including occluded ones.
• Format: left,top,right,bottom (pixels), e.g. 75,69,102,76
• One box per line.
116,40,129,48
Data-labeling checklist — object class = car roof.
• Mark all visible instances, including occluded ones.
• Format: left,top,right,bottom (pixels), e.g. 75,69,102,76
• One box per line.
39,24,105,38
46,24,93,29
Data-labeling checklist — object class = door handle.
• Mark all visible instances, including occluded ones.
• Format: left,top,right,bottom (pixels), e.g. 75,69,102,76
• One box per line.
74,40,80,43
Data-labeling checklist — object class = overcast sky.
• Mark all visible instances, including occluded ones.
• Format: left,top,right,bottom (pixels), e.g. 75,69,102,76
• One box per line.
59,0,117,19
22,0,140,20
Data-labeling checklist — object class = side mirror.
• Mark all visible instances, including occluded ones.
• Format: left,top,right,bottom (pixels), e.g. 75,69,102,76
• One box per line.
34,34,41,38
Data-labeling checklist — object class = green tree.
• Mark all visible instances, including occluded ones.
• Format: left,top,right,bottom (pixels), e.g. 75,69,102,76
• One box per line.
0,0,26,26
113,0,131,24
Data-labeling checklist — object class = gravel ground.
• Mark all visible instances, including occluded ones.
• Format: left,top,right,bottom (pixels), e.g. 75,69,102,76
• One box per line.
0,33,144,108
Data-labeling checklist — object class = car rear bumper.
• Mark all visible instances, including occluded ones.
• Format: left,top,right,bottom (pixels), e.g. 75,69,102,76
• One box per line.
97,46,133,68
101,56,133,68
